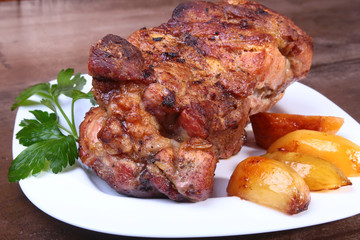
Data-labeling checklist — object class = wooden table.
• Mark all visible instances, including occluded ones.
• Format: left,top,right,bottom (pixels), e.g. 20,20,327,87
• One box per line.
1,0,359,239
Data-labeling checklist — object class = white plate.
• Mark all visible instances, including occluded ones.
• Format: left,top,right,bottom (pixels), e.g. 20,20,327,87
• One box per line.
12,75,360,238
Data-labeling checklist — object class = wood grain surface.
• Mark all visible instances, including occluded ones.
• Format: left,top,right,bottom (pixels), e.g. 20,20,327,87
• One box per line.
1,0,359,239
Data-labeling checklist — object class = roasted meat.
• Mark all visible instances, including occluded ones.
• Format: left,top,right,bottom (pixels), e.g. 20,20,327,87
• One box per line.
79,0,313,202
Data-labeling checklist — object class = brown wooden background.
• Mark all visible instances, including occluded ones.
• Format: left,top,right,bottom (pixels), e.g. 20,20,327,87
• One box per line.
1,0,359,239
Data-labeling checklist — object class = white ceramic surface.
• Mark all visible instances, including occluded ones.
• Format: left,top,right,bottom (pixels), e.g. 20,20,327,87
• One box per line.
12,76,360,238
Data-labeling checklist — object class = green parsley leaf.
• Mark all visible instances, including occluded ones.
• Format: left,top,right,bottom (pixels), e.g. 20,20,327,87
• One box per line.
70,89,95,102
10,68,95,182
16,110,63,146
29,109,57,123
8,135,78,182
40,98,57,112
11,83,51,110
55,69,86,98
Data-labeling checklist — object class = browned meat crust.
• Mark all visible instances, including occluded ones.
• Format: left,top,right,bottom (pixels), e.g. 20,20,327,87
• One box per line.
79,0,313,201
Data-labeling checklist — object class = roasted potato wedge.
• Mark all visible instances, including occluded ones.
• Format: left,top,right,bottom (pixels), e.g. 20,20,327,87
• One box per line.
263,151,352,191
250,112,344,149
227,156,310,215
267,130,360,177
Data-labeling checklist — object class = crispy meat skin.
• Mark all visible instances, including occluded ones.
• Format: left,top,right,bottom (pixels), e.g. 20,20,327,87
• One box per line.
80,0,313,201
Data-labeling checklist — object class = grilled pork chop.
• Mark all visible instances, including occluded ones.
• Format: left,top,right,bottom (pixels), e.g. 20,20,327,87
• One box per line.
79,0,313,202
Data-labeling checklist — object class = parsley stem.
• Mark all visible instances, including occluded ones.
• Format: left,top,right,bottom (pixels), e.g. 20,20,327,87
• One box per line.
54,98,78,139
71,100,76,138
58,124,73,136
37,92,53,100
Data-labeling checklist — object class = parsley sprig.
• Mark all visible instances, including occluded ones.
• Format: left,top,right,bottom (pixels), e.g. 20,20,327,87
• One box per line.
9,68,95,182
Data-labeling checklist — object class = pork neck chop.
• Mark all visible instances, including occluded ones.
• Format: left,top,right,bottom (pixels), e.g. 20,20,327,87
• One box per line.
79,0,313,202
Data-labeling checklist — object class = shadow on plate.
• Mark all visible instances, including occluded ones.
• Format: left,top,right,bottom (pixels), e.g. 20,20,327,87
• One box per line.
84,166,230,199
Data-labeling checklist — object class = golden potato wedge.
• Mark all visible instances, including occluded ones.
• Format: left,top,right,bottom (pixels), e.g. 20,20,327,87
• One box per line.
267,130,360,177
227,156,310,215
250,112,344,149
263,151,352,191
